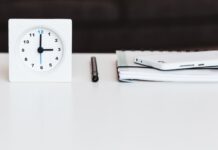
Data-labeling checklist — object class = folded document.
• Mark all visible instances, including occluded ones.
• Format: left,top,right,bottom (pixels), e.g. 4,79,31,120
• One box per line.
116,50,218,82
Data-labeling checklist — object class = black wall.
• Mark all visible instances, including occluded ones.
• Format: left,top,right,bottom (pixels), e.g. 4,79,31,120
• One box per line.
1,0,218,53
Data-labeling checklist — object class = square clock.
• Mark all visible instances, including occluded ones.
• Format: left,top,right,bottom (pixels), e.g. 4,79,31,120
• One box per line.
9,19,72,82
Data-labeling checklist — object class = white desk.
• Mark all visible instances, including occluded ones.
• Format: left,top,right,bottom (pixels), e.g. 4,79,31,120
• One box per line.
0,53,218,150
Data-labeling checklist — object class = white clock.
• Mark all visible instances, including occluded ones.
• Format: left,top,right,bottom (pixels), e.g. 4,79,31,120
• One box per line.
9,19,72,82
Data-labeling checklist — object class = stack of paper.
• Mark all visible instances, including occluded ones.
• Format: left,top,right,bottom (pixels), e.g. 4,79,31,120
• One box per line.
116,50,218,82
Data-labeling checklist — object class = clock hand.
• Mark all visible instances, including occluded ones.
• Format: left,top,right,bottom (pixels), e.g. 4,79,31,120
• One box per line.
39,34,42,48
43,49,53,51
38,34,43,53
38,33,43,64
40,53,42,64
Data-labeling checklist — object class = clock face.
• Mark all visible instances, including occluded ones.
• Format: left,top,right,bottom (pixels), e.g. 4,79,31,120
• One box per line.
19,28,63,72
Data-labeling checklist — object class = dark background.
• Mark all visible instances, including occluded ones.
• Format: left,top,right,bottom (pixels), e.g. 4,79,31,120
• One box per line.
1,0,218,53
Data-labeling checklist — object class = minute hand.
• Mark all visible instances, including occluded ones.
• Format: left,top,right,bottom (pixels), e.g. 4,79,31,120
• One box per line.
39,34,42,47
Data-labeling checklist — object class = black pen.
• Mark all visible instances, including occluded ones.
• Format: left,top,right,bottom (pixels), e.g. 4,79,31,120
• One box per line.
91,57,99,82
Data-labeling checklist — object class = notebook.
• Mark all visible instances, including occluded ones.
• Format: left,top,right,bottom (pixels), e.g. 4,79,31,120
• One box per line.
116,50,218,82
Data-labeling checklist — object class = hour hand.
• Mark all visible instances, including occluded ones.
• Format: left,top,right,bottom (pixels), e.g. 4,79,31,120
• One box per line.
43,49,53,51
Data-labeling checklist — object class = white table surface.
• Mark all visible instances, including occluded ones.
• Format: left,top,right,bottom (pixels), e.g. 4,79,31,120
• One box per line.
0,53,218,150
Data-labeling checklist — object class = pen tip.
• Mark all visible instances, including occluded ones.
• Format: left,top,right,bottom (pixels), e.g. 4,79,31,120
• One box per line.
92,76,99,82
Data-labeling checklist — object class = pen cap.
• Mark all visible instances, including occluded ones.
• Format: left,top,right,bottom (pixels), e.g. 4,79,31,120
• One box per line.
91,57,98,73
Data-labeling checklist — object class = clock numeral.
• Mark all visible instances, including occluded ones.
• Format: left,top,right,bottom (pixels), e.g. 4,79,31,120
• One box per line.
48,32,51,36
38,30,44,34
32,64,34,67
55,39,58,42
24,57,28,61
24,40,29,44
58,48,61,51
29,33,35,37
55,57,59,60
21,48,25,52
49,63,52,67
40,66,43,70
